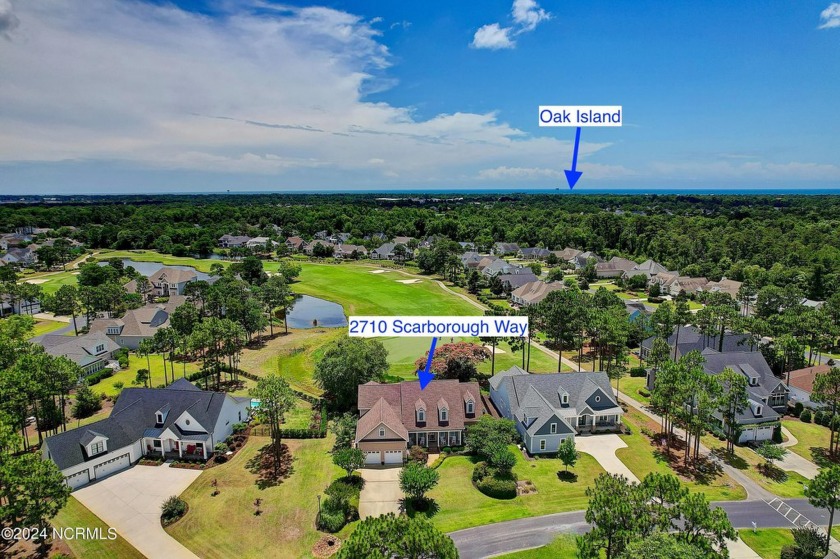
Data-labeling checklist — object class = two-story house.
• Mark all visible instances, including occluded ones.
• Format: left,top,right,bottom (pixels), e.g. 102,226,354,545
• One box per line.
148,267,197,297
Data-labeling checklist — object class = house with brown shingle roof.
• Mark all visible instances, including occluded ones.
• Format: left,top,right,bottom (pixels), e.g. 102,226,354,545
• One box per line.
89,296,186,350
355,379,483,466
595,257,637,278
668,276,708,296
787,364,832,408
510,281,566,307
148,267,197,297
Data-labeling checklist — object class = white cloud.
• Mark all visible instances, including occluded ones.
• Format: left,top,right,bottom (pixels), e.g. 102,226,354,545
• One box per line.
0,0,601,185
819,3,840,28
472,0,550,50
649,160,840,180
0,0,19,38
479,163,634,181
471,23,514,50
512,0,550,32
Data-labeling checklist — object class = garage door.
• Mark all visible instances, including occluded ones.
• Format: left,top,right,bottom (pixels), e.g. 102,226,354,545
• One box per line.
384,450,403,465
365,451,381,465
65,469,90,490
93,453,130,480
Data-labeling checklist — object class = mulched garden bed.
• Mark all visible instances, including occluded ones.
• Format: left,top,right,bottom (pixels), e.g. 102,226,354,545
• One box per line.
312,535,342,558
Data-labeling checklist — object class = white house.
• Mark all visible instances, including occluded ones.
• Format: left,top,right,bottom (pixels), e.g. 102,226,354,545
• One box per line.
42,379,250,489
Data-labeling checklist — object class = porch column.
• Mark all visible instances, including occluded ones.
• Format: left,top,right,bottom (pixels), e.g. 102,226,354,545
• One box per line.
159,439,165,458
178,441,183,458
202,443,207,459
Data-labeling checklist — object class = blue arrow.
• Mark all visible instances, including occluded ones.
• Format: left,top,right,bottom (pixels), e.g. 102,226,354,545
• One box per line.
564,126,583,190
417,337,438,390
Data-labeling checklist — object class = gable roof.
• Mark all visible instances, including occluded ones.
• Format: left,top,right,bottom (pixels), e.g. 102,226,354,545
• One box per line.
595,257,637,273
642,325,752,357
355,397,409,442
149,267,197,285
511,281,565,305
498,272,539,290
44,381,242,470
699,348,787,421
787,364,831,394
40,332,120,367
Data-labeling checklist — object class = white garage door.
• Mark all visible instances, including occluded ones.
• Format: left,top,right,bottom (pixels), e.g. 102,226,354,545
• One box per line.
65,469,90,490
93,453,130,480
384,450,403,465
365,451,381,465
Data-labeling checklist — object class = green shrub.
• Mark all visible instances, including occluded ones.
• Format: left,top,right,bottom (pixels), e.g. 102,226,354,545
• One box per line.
214,442,228,454
638,389,650,398
813,410,825,425
232,422,247,433
780,546,797,559
317,509,346,533
793,402,804,417
800,409,812,423
476,475,517,499
629,367,647,378
408,445,428,464
472,462,490,483
773,426,783,444
160,496,187,525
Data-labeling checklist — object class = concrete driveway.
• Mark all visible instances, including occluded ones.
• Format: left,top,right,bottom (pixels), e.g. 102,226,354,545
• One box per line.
574,434,640,483
73,463,202,559
359,467,403,519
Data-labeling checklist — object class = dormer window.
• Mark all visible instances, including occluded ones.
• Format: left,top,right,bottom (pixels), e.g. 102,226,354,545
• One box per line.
155,412,163,424
417,409,425,422
466,400,474,414
755,405,763,416
750,377,758,387
440,408,448,422
95,344,105,353
90,441,105,455
561,394,569,405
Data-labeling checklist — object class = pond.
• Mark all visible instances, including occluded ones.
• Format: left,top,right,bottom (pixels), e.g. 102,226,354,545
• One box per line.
101,259,346,329
102,259,213,281
286,294,347,329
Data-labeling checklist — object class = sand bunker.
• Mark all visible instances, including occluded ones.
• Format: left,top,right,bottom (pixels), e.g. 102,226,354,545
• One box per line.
483,345,507,354
369,270,390,274
24,279,48,284
396,279,422,284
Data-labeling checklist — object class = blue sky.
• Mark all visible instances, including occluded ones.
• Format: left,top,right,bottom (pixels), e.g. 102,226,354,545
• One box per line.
0,0,838,194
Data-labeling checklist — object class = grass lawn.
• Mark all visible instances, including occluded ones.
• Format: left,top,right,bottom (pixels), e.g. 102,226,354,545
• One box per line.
20,270,81,295
415,446,607,533
739,529,794,559
782,418,831,464
31,318,68,337
52,496,146,559
618,408,746,501
167,435,344,559
493,535,578,558
617,376,650,405
238,328,344,396
282,399,313,429
283,262,480,316
88,353,201,398
702,435,810,498
382,336,566,381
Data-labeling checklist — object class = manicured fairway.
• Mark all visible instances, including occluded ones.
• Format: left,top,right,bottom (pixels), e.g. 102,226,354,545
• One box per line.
167,435,344,559
52,496,146,559
287,262,480,316
94,250,225,273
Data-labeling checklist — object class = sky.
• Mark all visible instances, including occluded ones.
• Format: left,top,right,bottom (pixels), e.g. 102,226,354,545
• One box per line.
0,0,839,194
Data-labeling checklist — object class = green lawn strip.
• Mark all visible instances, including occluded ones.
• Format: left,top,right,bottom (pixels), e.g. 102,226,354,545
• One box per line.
618,376,650,406
619,408,746,501
738,528,794,559
167,435,344,559
282,399,313,429
781,418,831,464
701,434,809,498
88,354,201,398
31,319,68,337
492,535,578,559
418,446,606,533
52,496,146,559
287,262,480,316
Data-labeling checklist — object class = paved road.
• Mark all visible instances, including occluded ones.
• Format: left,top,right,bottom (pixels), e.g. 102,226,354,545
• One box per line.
450,499,832,559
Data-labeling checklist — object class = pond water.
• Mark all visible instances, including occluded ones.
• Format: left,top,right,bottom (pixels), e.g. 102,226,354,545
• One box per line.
286,294,347,329
102,259,346,329
102,259,213,281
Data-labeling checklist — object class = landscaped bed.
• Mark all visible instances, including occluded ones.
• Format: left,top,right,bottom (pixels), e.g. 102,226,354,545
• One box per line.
415,444,607,533
166,434,345,559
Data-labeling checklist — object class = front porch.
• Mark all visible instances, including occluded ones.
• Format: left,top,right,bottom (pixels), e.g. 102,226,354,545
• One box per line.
143,436,209,460
408,430,463,450
575,413,622,435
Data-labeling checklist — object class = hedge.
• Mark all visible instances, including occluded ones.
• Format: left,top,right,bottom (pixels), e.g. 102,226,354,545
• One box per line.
476,475,517,499
629,367,647,378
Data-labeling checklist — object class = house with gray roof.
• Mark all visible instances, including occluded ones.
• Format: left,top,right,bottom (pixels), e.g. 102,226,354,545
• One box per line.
217,234,252,248
42,378,250,489
641,325,755,361
493,242,520,255
489,368,622,454
460,251,483,270
40,332,120,376
622,259,672,281
574,251,604,269
510,280,566,307
518,247,551,260
498,272,539,292
645,345,787,444
481,259,529,278
595,257,637,278
553,247,582,263
149,267,197,297
89,296,186,350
